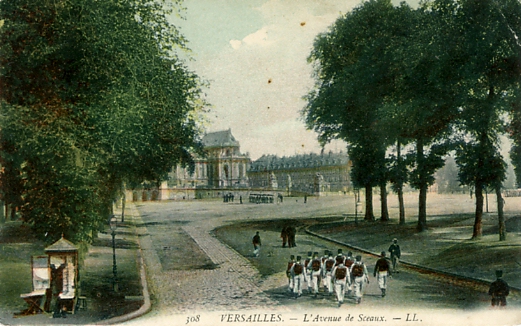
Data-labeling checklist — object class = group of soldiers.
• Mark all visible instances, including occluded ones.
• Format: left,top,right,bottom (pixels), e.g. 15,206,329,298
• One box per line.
285,249,393,307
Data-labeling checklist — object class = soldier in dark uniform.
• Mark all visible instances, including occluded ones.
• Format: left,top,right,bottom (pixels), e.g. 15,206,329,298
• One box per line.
373,251,392,297
489,270,510,307
388,238,401,273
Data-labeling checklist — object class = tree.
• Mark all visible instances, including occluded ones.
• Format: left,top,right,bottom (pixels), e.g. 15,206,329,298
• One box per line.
304,0,413,222
0,0,204,243
446,0,521,240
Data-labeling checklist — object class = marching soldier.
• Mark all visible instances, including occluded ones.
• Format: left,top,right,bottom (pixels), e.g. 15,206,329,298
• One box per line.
321,250,329,290
335,249,346,266
303,251,313,294
308,252,322,298
290,256,305,298
373,251,392,297
344,251,355,295
286,255,295,293
332,261,349,307
323,252,336,296
350,255,369,304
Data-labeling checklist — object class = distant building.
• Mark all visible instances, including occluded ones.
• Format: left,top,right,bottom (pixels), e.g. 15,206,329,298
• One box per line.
248,151,352,195
168,129,250,189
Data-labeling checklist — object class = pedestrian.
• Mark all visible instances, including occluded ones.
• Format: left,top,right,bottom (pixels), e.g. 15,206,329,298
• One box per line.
373,251,392,297
290,256,305,298
252,231,261,257
350,255,369,304
344,251,355,295
335,249,346,266
304,195,307,203
280,226,288,248
286,255,295,293
332,261,349,307
308,252,322,298
287,225,296,247
388,238,401,273
304,252,313,294
322,251,335,296
488,270,510,307
321,250,329,290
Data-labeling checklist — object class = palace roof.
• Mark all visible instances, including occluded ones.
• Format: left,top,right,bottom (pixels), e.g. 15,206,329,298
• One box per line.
202,129,240,149
249,151,349,172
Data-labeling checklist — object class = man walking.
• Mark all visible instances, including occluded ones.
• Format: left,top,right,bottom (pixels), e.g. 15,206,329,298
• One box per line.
373,251,392,297
286,255,295,293
388,238,401,273
344,251,355,295
350,255,369,304
303,252,313,294
290,256,305,298
489,270,510,307
332,261,349,307
280,226,288,248
252,231,261,257
308,252,322,298
322,252,335,296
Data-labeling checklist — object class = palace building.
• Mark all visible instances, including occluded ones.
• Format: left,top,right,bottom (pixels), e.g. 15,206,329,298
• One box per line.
132,130,351,201
248,151,352,195
168,129,250,189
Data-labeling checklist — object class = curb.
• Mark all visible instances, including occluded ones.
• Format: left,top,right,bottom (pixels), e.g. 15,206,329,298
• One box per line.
97,203,151,325
304,226,521,293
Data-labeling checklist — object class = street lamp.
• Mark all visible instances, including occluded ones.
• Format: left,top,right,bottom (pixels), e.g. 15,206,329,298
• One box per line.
109,215,118,292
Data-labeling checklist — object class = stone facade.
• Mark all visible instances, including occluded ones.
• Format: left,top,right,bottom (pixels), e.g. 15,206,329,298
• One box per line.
248,151,352,195
168,129,250,189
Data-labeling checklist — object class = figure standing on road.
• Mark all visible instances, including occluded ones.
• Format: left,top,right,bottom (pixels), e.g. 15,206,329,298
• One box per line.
286,255,295,293
388,238,401,273
290,256,305,298
287,225,296,248
489,270,510,307
252,231,261,257
373,251,392,297
308,252,322,298
350,255,369,304
280,226,288,248
332,261,349,307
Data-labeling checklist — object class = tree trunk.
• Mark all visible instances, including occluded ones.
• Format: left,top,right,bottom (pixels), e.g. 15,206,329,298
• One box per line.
417,138,427,232
496,186,506,241
472,180,484,239
380,182,389,221
398,186,405,225
397,140,405,225
364,185,375,221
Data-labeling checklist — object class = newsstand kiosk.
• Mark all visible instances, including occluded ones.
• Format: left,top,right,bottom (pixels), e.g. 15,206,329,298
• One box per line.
45,236,79,315
18,236,79,316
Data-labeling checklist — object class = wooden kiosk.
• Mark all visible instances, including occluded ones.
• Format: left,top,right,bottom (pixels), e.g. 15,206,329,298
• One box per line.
44,236,79,314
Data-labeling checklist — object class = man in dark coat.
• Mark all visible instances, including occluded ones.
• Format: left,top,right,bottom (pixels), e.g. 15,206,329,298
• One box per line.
489,270,510,307
280,226,288,248
252,231,261,257
287,226,296,248
388,238,401,272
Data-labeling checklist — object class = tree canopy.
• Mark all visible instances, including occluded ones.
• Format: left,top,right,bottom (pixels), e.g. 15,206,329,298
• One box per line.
0,0,204,243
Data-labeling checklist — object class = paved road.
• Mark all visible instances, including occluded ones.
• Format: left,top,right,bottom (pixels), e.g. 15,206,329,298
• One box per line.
125,196,521,326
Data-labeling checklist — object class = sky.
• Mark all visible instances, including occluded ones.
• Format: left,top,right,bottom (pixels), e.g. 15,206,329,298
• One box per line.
171,0,418,160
